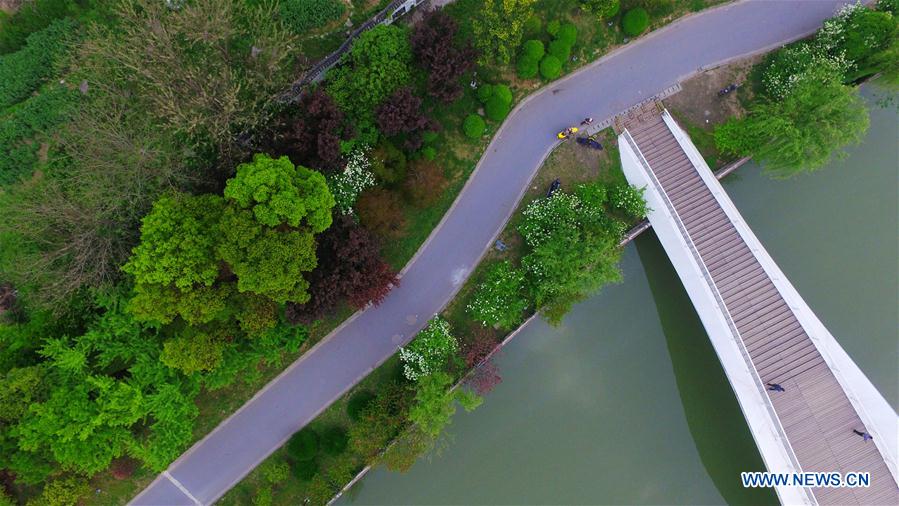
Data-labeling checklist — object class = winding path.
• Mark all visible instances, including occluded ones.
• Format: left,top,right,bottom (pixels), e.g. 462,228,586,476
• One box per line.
131,2,852,503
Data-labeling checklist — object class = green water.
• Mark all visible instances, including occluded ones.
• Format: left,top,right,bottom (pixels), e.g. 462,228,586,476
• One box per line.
338,87,898,505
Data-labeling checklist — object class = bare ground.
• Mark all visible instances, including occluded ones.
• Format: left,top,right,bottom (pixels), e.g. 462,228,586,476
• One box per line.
663,55,761,129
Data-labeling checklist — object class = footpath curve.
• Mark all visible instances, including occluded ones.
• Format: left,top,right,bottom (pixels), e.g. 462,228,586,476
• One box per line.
132,2,851,504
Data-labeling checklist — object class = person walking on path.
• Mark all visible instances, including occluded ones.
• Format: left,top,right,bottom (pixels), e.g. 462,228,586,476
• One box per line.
767,382,785,392
853,429,873,442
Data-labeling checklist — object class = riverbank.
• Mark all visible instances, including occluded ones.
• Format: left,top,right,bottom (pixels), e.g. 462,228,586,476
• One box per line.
334,82,897,506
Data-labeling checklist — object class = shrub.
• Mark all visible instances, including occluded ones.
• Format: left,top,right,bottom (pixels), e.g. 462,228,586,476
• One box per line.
516,56,540,78
421,146,437,160
287,428,319,462
485,96,512,121
253,486,272,506
347,390,376,421
292,459,318,481
371,141,408,185
879,0,898,14
404,159,448,207
467,261,530,329
523,15,542,37
321,426,349,455
260,460,290,484
548,39,572,61
476,83,494,103
608,184,648,218
540,54,563,80
463,114,487,138
556,23,578,46
279,0,346,33
622,8,650,37
582,0,621,19
547,19,561,36
356,187,407,238
327,148,376,215
493,84,513,105
399,317,458,381
521,39,545,60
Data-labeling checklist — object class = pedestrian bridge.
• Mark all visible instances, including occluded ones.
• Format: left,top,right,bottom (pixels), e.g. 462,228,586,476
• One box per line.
617,107,898,505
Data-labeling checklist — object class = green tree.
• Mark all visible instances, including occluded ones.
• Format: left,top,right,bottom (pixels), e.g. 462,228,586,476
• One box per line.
408,372,482,438
123,193,225,290
217,208,317,304
715,71,869,177
161,330,227,374
15,372,143,475
327,25,413,128
224,154,335,232
472,0,537,64
519,191,624,323
128,282,233,326
467,261,529,330
25,477,89,506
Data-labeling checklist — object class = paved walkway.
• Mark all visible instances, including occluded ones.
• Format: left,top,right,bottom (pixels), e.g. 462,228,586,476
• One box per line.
131,2,855,504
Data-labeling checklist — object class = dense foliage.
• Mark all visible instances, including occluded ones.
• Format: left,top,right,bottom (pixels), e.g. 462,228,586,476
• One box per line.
715,2,892,176
399,317,458,381
279,0,345,33
467,261,529,330
411,10,477,103
472,0,537,64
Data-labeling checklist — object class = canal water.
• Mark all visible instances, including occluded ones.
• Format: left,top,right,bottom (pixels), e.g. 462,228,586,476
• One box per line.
338,86,897,505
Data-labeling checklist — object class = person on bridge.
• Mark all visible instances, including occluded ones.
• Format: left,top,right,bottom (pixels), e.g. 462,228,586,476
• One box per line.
853,429,873,442
766,383,785,392
581,117,594,126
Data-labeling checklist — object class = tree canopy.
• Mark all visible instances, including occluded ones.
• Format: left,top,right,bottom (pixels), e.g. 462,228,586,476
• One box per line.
224,153,335,232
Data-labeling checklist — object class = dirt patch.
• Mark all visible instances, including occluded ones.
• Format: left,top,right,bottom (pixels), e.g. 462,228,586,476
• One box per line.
663,55,761,129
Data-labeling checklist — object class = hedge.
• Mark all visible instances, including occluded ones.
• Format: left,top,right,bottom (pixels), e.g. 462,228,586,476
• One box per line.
463,114,486,138
521,39,545,61
287,428,319,461
548,39,572,62
539,55,563,80
622,8,650,37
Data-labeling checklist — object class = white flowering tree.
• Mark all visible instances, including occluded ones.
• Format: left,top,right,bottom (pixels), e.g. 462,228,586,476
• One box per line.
399,317,458,381
467,260,529,330
327,147,376,215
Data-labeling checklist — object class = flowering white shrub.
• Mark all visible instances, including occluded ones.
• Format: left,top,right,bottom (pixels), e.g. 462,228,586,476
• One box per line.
762,43,853,99
519,192,585,248
467,261,528,329
327,147,376,215
608,184,647,218
399,317,457,381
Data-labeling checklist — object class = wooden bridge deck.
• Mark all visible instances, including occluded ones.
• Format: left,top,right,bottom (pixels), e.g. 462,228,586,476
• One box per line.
626,115,898,505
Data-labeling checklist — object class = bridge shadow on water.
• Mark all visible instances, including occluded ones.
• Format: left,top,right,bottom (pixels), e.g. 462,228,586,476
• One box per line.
635,231,777,506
